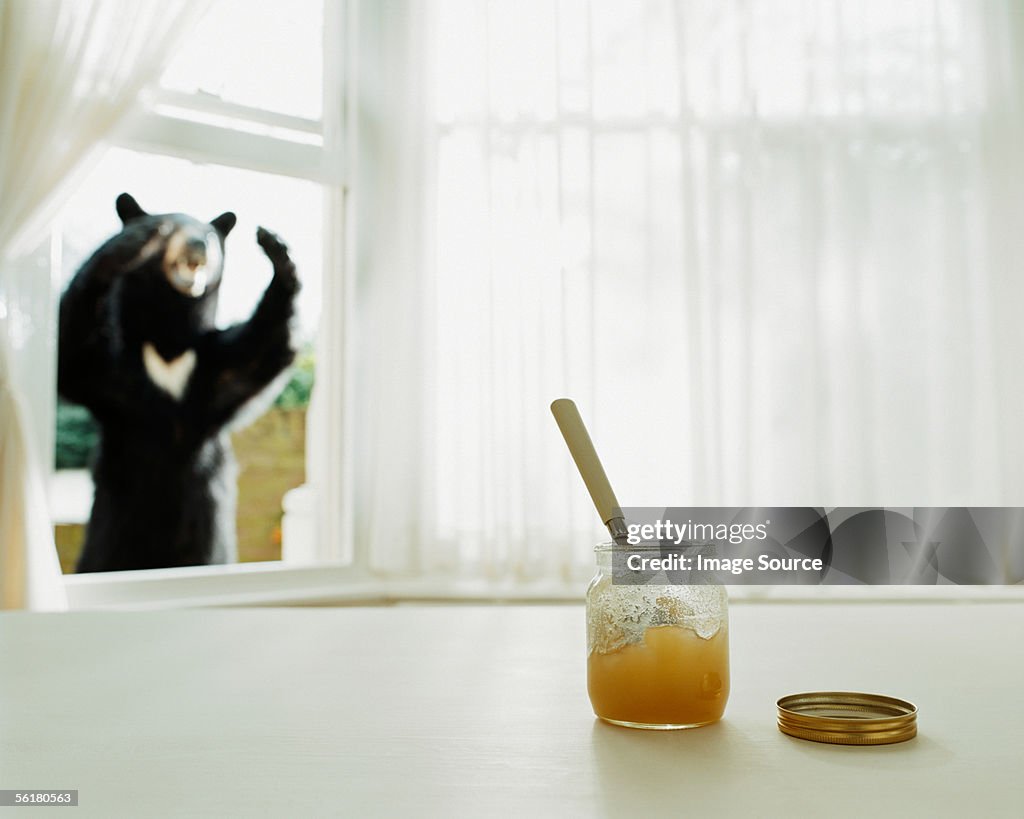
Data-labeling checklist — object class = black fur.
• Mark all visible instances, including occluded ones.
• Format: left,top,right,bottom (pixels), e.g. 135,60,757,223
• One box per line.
58,194,299,572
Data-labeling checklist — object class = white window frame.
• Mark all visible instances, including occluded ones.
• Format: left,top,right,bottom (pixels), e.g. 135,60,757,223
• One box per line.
60,0,370,608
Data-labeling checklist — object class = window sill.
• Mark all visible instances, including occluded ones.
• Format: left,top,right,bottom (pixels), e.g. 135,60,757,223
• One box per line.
61,561,1024,610
63,563,384,610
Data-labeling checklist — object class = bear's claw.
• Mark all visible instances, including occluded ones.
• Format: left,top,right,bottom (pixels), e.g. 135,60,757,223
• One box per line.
257,227,299,291
256,227,290,259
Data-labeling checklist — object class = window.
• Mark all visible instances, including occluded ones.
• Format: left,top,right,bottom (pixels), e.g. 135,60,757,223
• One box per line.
51,1,1021,606
52,0,340,578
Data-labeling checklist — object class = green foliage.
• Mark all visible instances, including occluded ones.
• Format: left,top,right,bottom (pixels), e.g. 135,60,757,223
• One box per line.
55,400,99,470
274,347,315,409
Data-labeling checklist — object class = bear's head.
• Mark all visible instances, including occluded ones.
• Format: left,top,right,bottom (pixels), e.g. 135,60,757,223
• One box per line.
115,192,236,300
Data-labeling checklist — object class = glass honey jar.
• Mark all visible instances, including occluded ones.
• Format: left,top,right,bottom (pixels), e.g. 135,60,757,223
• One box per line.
586,542,730,729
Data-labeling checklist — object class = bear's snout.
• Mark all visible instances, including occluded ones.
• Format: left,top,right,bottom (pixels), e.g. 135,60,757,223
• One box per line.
184,236,208,264
163,228,223,298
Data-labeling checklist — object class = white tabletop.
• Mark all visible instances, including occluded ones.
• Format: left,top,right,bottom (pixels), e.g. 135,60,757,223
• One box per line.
2,602,1022,818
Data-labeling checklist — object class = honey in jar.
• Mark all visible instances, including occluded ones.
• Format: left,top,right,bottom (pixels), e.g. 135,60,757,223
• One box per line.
586,544,730,729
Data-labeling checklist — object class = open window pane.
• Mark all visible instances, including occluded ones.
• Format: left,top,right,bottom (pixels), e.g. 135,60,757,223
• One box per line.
53,147,321,571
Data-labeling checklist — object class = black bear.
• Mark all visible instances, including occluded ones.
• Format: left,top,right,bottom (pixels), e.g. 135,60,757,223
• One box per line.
58,193,300,572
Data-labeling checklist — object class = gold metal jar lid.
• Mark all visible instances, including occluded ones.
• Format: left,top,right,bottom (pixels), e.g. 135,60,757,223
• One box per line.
777,692,918,745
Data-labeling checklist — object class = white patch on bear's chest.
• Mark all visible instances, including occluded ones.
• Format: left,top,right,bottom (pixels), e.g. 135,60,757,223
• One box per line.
142,343,196,400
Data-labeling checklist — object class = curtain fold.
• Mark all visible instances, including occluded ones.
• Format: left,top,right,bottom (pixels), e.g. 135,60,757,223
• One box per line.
349,0,437,574
0,0,207,610
352,0,1024,583
0,331,65,609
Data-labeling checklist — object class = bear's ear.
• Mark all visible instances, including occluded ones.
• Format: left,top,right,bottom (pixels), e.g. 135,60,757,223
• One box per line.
115,193,147,224
211,211,236,238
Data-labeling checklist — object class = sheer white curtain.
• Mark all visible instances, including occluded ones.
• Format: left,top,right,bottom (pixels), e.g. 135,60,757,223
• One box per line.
0,0,207,609
350,0,1024,582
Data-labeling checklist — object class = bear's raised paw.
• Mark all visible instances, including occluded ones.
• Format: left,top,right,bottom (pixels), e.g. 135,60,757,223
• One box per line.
257,227,299,293
257,227,290,260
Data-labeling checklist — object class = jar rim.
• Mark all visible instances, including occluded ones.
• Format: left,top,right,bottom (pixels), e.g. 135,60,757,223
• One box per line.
594,540,668,552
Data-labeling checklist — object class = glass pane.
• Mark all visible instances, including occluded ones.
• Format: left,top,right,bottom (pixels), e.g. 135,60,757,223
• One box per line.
160,0,324,120
53,147,321,571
